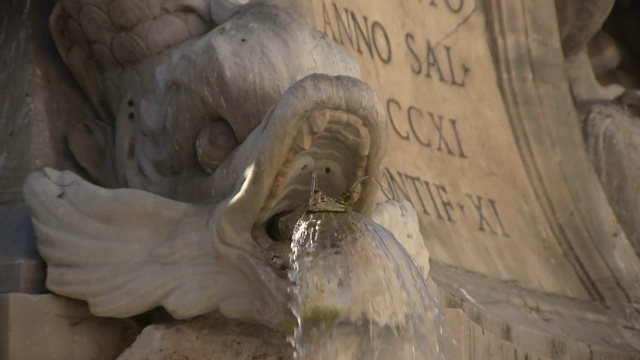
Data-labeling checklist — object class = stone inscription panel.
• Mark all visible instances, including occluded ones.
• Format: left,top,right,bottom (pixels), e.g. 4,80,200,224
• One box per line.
312,0,589,299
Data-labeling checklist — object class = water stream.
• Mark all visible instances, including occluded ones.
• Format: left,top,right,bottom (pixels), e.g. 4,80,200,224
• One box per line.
288,190,444,359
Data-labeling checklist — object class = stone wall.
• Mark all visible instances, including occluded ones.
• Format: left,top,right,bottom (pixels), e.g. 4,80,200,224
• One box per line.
1,0,640,359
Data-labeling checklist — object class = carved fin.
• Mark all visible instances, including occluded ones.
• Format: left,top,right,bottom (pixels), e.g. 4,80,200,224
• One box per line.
373,200,430,278
23,168,252,319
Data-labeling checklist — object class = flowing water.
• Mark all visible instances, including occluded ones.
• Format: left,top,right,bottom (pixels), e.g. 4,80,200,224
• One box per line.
288,192,444,359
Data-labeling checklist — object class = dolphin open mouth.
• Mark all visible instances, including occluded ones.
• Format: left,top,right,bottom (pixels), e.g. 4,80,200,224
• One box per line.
260,109,372,237
213,73,386,236
202,74,387,315
257,107,374,273
252,74,386,247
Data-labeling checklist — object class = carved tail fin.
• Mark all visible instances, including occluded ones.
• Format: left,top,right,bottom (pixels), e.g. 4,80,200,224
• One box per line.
23,168,252,319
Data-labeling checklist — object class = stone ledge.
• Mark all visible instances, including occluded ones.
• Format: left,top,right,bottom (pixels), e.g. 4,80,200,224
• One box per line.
431,264,640,358
0,293,139,360
441,305,638,359
116,314,292,360
2,291,639,359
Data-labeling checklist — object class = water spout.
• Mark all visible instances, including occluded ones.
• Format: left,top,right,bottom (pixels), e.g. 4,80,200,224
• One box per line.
309,170,318,207
288,192,444,359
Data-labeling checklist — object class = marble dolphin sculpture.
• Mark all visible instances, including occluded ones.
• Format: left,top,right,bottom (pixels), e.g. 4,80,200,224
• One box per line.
23,0,430,329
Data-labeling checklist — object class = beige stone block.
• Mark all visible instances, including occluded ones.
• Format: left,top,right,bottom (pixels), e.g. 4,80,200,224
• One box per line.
441,308,467,359
441,308,552,360
116,314,292,360
0,294,138,360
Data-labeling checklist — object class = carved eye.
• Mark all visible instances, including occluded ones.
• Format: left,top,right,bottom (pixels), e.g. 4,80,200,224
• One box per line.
196,119,239,173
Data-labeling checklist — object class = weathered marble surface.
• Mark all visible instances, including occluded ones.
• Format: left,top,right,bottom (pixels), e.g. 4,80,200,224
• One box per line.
561,0,640,260
582,104,640,255
555,0,615,56
0,0,95,294
0,0,91,203
312,0,640,354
